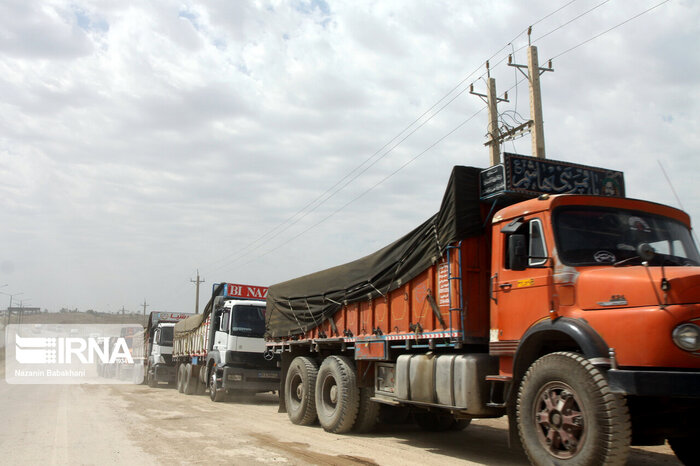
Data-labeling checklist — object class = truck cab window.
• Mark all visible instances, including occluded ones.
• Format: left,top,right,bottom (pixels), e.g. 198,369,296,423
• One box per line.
504,218,548,269
231,306,266,338
159,326,173,345
529,219,547,266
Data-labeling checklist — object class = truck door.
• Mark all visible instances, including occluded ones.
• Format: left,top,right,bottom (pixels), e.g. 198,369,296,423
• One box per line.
493,217,553,343
213,310,230,354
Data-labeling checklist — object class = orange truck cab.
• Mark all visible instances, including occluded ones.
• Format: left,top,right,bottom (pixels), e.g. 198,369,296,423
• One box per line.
266,154,700,465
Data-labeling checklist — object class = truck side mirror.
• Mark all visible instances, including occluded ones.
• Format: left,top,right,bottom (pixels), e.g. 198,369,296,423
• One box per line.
508,234,528,271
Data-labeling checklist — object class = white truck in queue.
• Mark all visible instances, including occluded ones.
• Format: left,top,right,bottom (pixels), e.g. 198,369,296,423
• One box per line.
142,311,193,387
172,282,280,401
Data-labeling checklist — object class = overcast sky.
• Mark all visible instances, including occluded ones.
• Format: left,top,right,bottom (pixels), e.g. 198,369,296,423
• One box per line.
0,0,698,314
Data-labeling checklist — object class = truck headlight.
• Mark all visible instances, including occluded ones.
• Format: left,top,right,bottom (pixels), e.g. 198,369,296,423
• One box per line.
672,323,700,352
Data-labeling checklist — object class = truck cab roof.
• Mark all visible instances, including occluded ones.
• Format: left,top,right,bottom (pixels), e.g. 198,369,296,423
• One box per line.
492,194,691,228
221,299,266,309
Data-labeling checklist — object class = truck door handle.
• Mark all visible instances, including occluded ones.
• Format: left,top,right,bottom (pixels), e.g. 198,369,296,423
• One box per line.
499,283,512,289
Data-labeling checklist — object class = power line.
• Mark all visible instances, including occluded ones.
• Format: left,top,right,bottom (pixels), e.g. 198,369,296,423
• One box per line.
242,106,489,265
532,0,612,45
243,0,672,264
202,0,662,280
548,0,672,61
206,2,586,274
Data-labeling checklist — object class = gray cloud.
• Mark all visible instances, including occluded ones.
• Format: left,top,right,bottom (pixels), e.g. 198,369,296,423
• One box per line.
0,0,698,313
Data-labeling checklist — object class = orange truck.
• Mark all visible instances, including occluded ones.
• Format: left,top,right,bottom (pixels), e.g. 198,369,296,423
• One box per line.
265,153,699,466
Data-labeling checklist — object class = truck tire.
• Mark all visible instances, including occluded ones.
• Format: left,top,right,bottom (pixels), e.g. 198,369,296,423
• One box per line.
285,356,319,425
184,364,196,395
315,355,360,434
177,364,186,393
209,369,226,402
668,437,697,465
353,387,380,433
517,352,631,466
414,411,454,432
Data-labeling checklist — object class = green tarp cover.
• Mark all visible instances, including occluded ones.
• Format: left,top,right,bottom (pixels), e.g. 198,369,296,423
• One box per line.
266,166,484,338
174,283,225,336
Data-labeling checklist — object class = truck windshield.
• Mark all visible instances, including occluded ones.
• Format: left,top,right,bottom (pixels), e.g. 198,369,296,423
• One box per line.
230,305,266,338
158,326,174,345
553,206,700,267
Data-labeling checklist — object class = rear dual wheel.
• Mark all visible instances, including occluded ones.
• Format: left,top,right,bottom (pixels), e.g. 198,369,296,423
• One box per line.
176,364,186,393
285,355,377,434
285,357,318,425
353,387,380,433
315,356,360,434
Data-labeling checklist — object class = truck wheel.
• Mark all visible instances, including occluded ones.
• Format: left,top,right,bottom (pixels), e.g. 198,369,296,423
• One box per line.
209,370,226,402
177,364,186,393
668,437,696,465
285,356,318,425
315,355,360,434
517,352,631,465
184,364,196,395
414,411,454,432
353,387,380,433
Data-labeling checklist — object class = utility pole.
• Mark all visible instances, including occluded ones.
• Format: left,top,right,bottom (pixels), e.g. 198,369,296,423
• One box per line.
470,61,509,166
191,269,205,314
508,27,554,158
141,299,149,318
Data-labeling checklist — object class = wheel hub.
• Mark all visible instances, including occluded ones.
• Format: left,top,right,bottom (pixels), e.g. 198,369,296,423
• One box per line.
329,384,338,404
296,384,303,400
535,382,585,459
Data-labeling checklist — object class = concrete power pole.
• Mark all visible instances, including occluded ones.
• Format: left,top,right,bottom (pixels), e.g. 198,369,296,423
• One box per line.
470,61,509,166
141,299,149,318
508,28,554,158
191,269,205,314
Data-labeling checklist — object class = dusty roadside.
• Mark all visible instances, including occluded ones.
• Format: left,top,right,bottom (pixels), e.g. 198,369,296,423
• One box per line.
0,363,683,466
109,383,681,466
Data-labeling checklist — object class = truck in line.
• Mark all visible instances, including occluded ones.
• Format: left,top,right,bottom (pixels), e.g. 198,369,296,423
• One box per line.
173,282,279,401
265,153,699,466
139,311,193,387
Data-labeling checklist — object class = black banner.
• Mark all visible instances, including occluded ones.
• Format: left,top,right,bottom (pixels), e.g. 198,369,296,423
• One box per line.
480,164,506,199
491,153,625,198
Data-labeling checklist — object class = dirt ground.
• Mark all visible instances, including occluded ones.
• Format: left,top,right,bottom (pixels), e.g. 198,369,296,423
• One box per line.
0,373,683,466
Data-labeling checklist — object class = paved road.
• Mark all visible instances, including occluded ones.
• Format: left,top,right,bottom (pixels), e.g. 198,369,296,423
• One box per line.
0,376,683,465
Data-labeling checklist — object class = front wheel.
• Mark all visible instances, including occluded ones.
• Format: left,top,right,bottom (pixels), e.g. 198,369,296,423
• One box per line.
209,369,226,402
517,352,631,465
